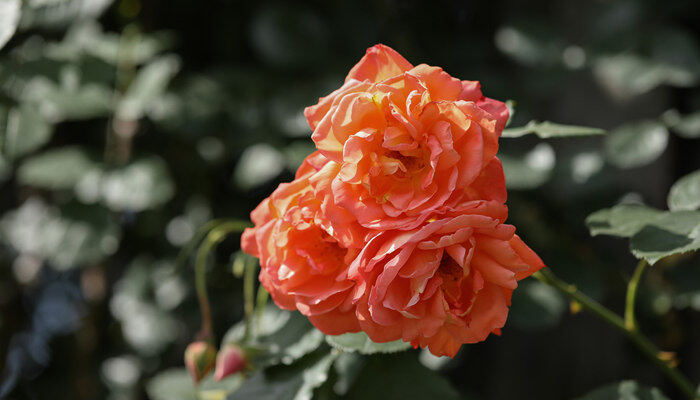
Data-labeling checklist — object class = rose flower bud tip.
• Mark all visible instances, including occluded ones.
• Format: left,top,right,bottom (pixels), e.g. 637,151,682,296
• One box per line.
184,341,217,384
214,343,247,381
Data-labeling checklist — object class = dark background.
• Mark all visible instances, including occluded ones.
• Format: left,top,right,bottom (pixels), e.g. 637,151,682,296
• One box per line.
0,0,699,399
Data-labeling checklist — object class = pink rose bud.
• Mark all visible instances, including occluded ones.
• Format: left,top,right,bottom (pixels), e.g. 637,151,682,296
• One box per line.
184,341,217,384
214,343,247,381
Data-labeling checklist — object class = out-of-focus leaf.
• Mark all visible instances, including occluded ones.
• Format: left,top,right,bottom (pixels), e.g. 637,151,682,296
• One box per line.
147,368,242,400
233,144,286,190
226,350,337,400
501,143,556,189
668,169,700,211
19,0,113,29
17,146,96,190
46,21,169,65
508,279,566,331
0,198,120,270
494,25,564,67
110,258,181,355
575,380,669,400
18,67,113,121
99,156,175,212
117,55,181,120
0,105,53,160
0,0,21,50
325,331,411,355
223,307,324,367
605,121,668,168
663,110,700,139
332,352,365,396
344,352,460,400
586,204,700,264
594,54,697,99
502,120,604,138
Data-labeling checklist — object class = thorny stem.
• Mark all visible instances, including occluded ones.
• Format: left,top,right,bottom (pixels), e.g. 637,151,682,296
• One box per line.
625,260,648,332
533,269,697,399
193,221,250,341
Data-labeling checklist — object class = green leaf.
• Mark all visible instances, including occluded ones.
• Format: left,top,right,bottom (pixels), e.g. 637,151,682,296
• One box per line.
0,199,120,270
575,380,669,400
586,204,700,264
501,143,556,190
343,352,460,400
0,105,53,160
629,211,700,265
98,156,175,212
0,0,21,50
147,368,243,400
664,110,700,139
234,144,286,190
586,204,663,237
594,53,697,99
19,0,113,30
226,350,337,400
668,169,700,211
501,120,605,138
17,146,96,190
508,279,566,331
223,307,325,367
325,331,411,355
605,121,668,168
117,55,181,120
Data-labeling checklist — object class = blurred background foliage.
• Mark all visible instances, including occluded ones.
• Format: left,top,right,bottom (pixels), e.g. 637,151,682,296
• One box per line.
0,0,699,399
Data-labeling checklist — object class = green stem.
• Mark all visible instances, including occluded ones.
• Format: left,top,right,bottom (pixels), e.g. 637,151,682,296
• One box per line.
625,260,648,331
193,221,250,340
255,285,269,336
533,269,697,399
243,258,256,342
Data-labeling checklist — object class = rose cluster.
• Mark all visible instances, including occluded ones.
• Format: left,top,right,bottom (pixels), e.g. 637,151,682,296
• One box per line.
241,44,544,357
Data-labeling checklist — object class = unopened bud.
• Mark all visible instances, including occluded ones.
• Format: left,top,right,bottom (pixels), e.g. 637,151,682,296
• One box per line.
214,343,247,381
184,341,217,384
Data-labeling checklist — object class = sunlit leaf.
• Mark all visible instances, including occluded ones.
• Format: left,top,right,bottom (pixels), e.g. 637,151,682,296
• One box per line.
665,111,700,139
17,146,96,190
19,0,113,29
325,331,411,355
110,257,182,355
502,120,604,138
668,169,700,211
575,380,669,400
0,198,120,270
0,104,53,160
586,204,663,237
226,350,337,400
501,143,556,189
117,55,181,120
99,156,175,212
605,121,668,168
594,53,697,99
586,204,700,264
629,211,700,265
0,0,21,50
233,144,286,190
344,352,460,400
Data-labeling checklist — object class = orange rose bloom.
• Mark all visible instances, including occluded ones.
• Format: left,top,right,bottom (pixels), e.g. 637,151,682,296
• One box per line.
305,44,509,233
241,44,545,357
